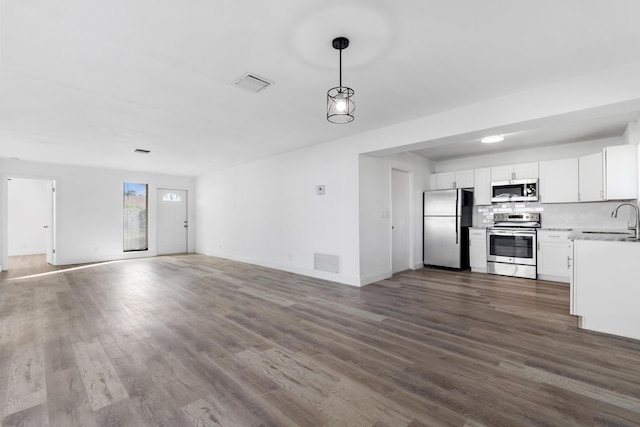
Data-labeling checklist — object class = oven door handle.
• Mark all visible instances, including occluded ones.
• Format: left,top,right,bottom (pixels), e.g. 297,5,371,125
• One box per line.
489,230,536,236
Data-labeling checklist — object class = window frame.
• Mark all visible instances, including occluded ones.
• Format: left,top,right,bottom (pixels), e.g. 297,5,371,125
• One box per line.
123,182,149,252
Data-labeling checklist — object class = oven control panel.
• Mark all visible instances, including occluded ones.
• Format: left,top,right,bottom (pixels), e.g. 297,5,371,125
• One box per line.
493,212,540,228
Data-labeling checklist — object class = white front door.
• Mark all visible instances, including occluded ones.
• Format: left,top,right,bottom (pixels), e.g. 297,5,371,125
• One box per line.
391,169,411,273
157,189,188,255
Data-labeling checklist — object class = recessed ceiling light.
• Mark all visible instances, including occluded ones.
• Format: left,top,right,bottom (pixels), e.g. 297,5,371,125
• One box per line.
480,135,504,144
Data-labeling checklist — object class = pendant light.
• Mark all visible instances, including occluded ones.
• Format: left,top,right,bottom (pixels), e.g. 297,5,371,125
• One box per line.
327,37,355,124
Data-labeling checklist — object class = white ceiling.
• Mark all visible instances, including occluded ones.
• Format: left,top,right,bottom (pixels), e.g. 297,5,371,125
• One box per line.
3,1,640,175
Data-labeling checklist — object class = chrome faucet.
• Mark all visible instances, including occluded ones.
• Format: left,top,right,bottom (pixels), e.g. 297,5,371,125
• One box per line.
611,203,640,240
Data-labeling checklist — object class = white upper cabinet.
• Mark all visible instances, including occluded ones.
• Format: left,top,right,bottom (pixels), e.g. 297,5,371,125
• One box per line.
578,152,604,202
490,162,539,181
473,168,491,205
431,172,454,190
454,169,475,188
539,158,579,203
604,145,638,200
430,169,474,190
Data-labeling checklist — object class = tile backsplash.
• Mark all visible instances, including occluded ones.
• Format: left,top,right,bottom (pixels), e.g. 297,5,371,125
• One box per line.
475,201,637,230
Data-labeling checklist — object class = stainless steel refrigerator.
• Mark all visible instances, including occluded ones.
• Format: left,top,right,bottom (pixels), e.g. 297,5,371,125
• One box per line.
423,188,473,269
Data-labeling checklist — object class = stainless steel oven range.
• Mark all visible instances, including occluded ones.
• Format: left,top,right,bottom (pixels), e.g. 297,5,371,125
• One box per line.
487,212,540,279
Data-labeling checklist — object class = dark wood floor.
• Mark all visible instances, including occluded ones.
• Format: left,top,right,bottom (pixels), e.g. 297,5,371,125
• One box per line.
1,254,640,426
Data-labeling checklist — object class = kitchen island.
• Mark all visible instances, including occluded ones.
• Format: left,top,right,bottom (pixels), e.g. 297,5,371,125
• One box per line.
570,231,640,340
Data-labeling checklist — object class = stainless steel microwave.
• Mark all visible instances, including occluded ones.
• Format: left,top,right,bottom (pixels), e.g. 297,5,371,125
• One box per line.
491,179,538,203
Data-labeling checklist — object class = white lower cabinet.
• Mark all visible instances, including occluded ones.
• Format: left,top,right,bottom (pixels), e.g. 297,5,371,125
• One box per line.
569,241,576,315
572,239,640,340
469,228,487,272
537,230,572,283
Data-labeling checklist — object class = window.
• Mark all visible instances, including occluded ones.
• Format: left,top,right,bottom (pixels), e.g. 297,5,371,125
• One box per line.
162,192,181,202
123,183,148,251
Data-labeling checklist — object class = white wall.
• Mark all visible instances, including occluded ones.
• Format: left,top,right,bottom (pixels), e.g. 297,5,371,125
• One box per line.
195,142,361,285
0,160,195,270
359,153,432,285
8,179,49,255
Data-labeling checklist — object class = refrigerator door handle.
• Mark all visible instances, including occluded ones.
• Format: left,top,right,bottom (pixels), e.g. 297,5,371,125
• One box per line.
455,215,458,244
455,191,459,244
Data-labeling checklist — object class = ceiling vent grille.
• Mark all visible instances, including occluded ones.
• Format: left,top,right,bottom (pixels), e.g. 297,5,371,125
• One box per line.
234,73,273,93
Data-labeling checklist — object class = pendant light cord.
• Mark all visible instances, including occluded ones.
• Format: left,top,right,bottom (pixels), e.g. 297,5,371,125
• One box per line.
339,48,342,88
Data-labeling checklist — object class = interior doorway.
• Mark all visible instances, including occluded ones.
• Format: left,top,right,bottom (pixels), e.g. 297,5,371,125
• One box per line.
391,169,412,274
157,188,188,255
7,177,56,270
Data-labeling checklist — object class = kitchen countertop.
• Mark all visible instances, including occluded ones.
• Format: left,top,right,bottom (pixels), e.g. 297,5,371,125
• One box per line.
569,229,639,242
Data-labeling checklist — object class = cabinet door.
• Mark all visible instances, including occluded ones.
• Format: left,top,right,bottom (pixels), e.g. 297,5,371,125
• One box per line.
569,242,576,315
473,168,491,205
454,169,474,188
539,158,579,203
537,231,571,283
490,165,514,182
605,145,638,200
514,162,539,179
578,152,604,202
468,229,487,270
430,172,455,190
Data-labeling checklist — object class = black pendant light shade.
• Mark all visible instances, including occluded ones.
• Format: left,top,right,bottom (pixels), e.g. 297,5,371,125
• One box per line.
327,37,355,124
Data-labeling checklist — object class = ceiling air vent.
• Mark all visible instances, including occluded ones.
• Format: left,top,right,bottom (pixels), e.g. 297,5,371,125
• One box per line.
133,149,151,154
233,73,273,93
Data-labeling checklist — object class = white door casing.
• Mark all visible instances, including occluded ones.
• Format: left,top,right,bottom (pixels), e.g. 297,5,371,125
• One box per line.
45,180,56,264
391,169,412,274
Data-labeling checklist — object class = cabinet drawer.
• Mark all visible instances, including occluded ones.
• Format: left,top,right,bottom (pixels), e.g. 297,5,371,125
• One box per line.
537,230,571,241
469,229,487,239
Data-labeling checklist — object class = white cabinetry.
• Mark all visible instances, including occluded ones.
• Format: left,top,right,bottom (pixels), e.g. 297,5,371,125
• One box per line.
431,172,454,190
430,169,474,190
537,230,572,283
469,228,487,272
569,241,575,315
539,158,579,203
491,162,539,181
578,152,604,202
572,239,640,340
604,145,638,200
473,168,491,205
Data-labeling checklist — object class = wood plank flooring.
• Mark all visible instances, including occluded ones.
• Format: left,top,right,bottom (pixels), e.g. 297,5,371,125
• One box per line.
1,254,640,426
